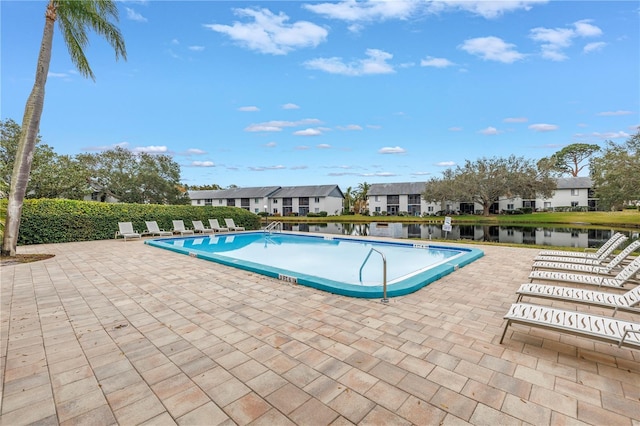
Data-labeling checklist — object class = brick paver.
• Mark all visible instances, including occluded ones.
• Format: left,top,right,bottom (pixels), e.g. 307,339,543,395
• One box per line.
1,237,638,425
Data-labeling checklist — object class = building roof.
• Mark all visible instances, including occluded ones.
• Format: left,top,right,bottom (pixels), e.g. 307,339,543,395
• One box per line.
188,186,280,200
556,177,593,189
271,185,344,198
368,182,427,196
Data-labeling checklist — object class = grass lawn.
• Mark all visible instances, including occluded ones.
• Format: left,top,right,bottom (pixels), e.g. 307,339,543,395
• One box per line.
273,210,640,228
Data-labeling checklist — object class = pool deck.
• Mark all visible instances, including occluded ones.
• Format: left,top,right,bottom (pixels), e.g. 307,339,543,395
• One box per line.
1,236,639,425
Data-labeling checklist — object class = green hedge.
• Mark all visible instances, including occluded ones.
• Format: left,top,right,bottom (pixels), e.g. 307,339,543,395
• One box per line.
4,199,261,245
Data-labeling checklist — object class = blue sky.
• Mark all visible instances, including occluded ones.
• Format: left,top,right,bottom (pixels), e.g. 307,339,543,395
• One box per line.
2,1,639,190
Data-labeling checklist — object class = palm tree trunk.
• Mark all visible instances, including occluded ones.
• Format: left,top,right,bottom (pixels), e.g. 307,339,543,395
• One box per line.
1,2,55,256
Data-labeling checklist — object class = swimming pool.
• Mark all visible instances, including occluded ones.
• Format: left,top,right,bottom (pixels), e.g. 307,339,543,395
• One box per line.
145,232,483,298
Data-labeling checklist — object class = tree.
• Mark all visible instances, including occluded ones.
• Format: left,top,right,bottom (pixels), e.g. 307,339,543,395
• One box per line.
423,155,556,216
354,181,370,214
1,119,90,200
186,183,223,191
542,143,601,177
343,186,353,213
590,131,640,210
77,147,189,205
2,0,126,256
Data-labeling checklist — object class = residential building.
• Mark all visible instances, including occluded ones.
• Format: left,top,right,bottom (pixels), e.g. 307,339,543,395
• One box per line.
188,184,344,216
367,177,597,215
368,182,442,216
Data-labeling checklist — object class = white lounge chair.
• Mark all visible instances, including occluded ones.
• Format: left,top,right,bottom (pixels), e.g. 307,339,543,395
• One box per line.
515,283,640,316
172,220,194,236
116,222,141,241
535,233,626,261
145,221,173,237
532,240,640,275
209,219,229,232
528,257,640,289
224,218,245,231
500,303,640,349
193,220,214,234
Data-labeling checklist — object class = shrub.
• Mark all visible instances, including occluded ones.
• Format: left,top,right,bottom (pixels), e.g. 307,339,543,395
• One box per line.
10,198,261,245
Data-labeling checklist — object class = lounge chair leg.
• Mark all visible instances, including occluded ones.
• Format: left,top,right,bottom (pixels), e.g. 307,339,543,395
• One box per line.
499,320,511,344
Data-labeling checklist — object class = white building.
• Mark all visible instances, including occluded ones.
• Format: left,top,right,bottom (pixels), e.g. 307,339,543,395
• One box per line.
367,177,597,216
188,184,344,216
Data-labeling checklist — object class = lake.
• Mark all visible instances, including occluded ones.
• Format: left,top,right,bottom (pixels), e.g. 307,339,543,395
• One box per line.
270,222,639,248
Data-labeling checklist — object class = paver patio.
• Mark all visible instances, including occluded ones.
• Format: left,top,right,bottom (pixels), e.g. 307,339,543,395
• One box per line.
1,237,639,425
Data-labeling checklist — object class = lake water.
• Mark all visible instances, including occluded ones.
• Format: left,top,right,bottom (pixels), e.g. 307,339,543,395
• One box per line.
271,222,639,249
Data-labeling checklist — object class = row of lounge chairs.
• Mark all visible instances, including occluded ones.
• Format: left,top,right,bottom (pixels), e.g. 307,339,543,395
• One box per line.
116,218,246,241
500,232,640,350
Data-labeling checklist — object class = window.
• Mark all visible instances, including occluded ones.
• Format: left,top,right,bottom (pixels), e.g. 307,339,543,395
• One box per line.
571,189,579,196
254,208,259,213
544,202,551,208
227,198,235,207
314,197,320,203
571,201,579,207
507,203,514,210
375,196,379,202
273,199,278,204
314,207,319,213
205,199,212,206
375,206,381,212
428,206,434,212
218,199,223,205
197,199,202,205
255,198,260,203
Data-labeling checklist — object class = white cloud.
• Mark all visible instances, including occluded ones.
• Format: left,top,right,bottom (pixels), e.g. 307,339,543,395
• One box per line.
411,171,432,176
304,1,415,22
448,126,463,131
597,110,633,116
361,172,397,177
245,118,322,132
290,165,308,170
479,126,502,135
238,106,260,112
185,148,206,155
435,161,456,167
583,41,606,54
317,144,332,149
503,117,528,123
295,145,311,150
282,103,300,109
459,36,525,63
592,131,630,139
294,128,323,136
265,142,277,147
432,1,548,19
204,8,328,55
420,56,455,68
304,49,395,76
48,72,69,78
337,124,363,131
529,123,558,132
530,20,603,61
133,145,168,153
191,161,215,167
249,165,286,171
188,45,205,52
378,146,406,154
125,7,147,22
304,0,545,23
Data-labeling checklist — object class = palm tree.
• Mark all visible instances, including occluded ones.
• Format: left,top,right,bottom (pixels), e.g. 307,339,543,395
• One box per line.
354,181,371,214
343,186,353,213
2,0,126,256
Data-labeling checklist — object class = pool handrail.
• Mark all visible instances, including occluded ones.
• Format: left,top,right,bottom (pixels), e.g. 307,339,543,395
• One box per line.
360,247,388,303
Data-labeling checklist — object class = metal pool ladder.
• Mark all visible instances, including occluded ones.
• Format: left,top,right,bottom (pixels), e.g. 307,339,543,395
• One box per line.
359,248,388,303
265,221,282,234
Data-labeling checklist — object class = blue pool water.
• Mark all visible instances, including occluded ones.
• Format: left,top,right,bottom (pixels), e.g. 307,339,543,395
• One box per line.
145,232,483,298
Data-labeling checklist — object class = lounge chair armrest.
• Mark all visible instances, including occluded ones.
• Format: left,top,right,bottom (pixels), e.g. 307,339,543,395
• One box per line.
619,327,640,348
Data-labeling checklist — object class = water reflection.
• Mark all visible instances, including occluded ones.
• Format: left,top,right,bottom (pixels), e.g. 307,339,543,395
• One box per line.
276,222,638,248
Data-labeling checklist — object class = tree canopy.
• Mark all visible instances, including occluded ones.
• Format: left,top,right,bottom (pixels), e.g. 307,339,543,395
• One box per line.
590,131,640,210
77,147,189,205
541,143,601,177
422,155,557,216
1,118,90,200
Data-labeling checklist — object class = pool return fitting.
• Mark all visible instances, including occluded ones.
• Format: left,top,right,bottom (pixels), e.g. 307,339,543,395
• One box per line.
359,247,388,303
